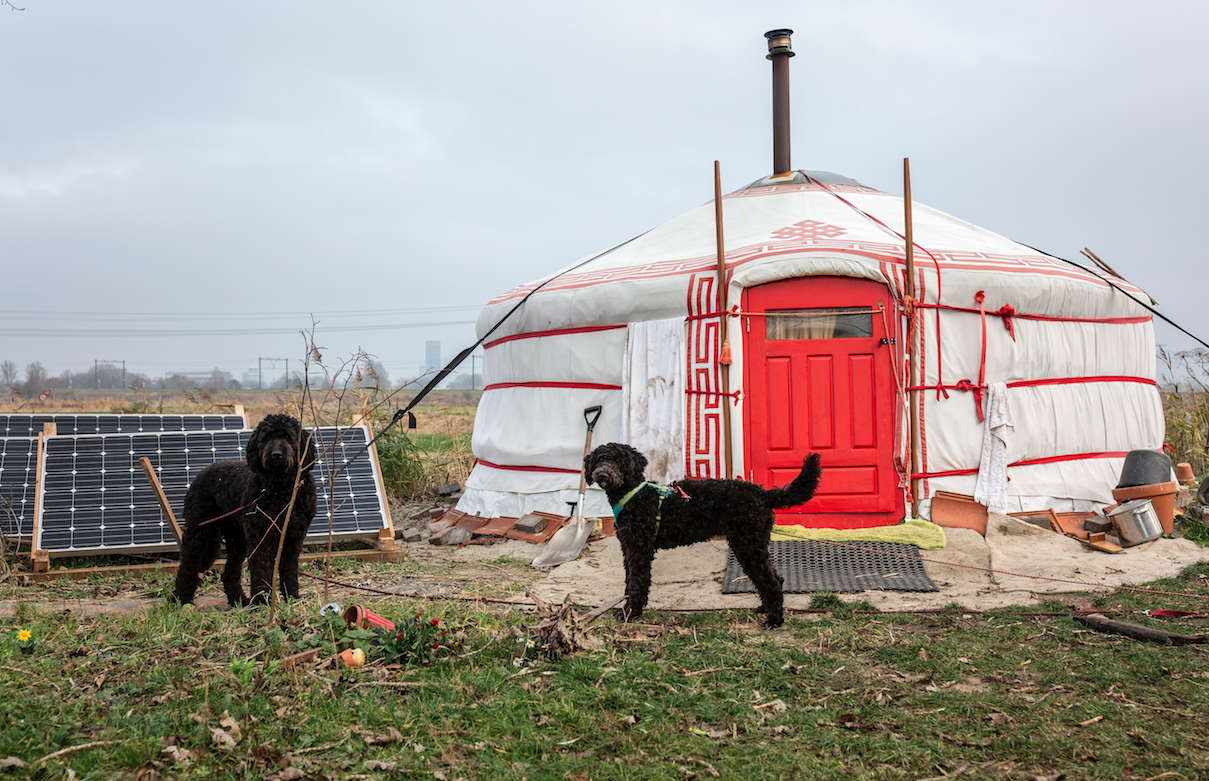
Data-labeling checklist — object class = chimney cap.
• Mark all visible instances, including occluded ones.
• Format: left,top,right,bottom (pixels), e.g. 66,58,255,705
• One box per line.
765,28,795,59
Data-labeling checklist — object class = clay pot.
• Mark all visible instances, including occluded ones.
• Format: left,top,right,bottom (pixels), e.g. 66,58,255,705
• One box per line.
1175,462,1196,485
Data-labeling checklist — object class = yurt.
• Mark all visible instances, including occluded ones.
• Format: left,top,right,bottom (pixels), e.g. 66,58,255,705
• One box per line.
455,31,1162,529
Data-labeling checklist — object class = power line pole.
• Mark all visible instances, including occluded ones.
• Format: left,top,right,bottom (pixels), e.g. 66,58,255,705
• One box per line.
258,357,289,390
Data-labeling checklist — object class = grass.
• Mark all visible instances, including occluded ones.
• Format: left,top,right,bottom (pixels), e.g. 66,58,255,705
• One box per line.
3,559,1209,780
5,358,1209,777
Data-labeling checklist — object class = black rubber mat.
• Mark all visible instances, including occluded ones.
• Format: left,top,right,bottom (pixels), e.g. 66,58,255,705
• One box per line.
722,540,938,594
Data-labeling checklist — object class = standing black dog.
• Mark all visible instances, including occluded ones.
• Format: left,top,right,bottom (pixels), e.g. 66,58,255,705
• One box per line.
172,413,319,607
584,442,822,627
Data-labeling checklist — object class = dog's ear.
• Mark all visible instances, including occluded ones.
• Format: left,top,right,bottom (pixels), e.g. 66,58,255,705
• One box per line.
583,451,597,485
245,425,262,471
628,445,648,474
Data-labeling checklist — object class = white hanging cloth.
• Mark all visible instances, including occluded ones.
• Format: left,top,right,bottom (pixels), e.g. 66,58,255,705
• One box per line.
974,382,1015,514
620,318,686,485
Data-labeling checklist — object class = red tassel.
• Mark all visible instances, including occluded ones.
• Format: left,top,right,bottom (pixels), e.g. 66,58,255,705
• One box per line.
719,339,732,365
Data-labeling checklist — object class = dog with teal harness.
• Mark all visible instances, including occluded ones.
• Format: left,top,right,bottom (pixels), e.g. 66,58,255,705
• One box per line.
585,442,822,628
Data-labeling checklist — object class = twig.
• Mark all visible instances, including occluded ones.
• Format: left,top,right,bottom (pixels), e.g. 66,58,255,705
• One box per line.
35,740,119,764
293,736,350,755
683,666,750,677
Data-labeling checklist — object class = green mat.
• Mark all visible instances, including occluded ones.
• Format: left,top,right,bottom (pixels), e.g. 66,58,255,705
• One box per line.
771,519,947,550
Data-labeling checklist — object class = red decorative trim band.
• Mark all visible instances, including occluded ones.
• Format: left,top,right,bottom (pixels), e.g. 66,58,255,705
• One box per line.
1008,376,1156,389
483,324,626,350
913,302,1151,325
474,458,580,475
912,451,1128,481
908,376,1157,393
482,382,622,392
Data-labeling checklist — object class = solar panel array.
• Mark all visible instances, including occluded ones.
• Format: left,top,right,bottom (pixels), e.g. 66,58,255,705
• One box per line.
0,413,247,437
0,437,41,538
33,425,389,556
0,414,247,539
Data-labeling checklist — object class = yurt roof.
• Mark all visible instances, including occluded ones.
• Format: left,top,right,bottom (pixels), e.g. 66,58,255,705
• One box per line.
476,170,1150,340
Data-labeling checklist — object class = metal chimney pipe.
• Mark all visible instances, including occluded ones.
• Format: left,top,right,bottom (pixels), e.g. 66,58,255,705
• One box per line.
765,28,795,175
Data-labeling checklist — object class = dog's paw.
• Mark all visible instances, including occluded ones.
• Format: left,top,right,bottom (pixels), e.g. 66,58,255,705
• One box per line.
762,612,785,629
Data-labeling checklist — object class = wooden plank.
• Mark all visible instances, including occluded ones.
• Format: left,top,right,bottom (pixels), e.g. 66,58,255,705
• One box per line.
365,424,394,530
24,547,404,582
1079,532,1123,554
140,456,183,547
29,427,53,572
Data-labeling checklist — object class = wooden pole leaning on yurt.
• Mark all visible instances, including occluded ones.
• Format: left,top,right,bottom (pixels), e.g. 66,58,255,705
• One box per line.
903,157,921,518
714,160,734,479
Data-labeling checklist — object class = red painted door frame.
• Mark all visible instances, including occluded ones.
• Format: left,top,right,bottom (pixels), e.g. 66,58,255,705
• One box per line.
742,275,903,529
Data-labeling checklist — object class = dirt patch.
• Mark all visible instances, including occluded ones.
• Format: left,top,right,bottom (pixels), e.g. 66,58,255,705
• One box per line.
527,514,1209,614
5,513,1207,619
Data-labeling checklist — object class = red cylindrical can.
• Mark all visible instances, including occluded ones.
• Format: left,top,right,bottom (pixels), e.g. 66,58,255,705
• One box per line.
343,604,396,632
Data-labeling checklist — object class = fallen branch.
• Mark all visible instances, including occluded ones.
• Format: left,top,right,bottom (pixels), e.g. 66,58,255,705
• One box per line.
1072,614,1207,645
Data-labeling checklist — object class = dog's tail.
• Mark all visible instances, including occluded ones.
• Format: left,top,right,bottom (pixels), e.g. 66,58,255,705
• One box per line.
763,453,822,509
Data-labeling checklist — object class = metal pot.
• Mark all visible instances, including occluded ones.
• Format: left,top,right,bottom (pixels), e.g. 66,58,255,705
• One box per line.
1107,499,1164,547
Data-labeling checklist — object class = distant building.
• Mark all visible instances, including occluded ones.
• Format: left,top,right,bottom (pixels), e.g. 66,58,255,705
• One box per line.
426,341,441,373
168,370,232,388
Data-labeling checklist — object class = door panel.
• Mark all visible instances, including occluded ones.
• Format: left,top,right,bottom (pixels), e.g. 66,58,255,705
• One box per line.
743,276,903,528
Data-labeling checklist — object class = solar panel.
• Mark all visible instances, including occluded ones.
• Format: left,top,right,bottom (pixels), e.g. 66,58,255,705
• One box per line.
0,437,42,538
0,413,248,438
32,425,390,556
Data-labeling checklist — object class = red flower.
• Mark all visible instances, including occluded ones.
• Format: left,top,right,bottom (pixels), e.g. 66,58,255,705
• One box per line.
430,642,438,649
430,618,440,627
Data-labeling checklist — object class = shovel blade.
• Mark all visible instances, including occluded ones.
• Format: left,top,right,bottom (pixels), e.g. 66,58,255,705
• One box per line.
531,518,593,568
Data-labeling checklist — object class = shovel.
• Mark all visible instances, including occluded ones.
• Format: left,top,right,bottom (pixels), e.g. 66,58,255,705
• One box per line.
531,405,603,568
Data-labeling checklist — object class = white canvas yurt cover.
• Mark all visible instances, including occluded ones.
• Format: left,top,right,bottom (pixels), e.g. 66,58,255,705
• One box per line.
456,171,1162,528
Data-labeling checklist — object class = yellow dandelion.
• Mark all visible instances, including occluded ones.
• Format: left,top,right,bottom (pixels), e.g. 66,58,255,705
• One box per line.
17,629,32,643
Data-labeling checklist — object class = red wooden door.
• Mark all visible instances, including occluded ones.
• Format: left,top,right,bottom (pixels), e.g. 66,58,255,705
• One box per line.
743,276,903,528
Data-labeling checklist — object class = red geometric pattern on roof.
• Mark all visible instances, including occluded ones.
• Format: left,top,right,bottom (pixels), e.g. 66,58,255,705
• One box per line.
770,219,848,242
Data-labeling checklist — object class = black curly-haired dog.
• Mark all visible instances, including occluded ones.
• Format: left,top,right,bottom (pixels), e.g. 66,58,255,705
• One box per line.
585,442,822,628
172,413,319,607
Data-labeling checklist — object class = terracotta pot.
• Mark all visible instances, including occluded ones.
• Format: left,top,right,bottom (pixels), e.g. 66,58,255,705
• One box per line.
1111,481,1178,535
1176,462,1196,485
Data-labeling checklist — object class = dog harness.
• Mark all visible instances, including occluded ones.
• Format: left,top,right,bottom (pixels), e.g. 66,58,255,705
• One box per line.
611,482,690,532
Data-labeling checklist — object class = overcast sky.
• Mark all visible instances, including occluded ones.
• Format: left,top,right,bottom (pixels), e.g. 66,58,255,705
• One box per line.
2,1,1205,388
